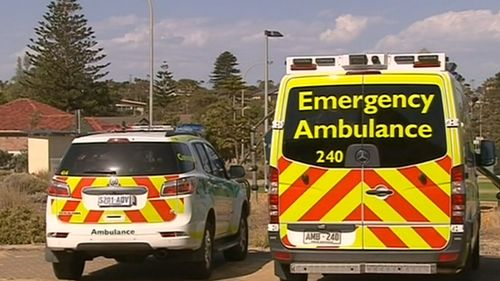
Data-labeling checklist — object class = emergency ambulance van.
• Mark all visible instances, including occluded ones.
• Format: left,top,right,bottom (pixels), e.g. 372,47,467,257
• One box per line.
267,53,496,280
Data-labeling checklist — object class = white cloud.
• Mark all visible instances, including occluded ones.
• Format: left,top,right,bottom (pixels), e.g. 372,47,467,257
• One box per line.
319,14,373,44
104,15,141,29
376,10,500,52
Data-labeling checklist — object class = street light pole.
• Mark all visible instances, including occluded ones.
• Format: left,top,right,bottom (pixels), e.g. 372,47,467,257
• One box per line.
263,30,283,190
147,0,154,129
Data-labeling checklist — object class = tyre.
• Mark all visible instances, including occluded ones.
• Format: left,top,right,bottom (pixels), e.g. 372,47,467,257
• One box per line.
191,221,214,279
470,235,480,270
223,215,248,261
52,255,85,280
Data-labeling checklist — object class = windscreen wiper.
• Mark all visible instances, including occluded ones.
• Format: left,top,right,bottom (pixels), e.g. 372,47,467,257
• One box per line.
83,170,117,175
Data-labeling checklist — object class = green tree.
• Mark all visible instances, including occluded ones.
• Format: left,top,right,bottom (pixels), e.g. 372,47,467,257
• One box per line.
210,51,244,95
481,73,500,141
154,61,176,107
22,0,111,115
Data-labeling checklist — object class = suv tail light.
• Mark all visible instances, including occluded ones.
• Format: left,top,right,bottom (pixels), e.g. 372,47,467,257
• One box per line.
451,165,465,224
161,177,195,196
269,166,279,224
47,179,70,197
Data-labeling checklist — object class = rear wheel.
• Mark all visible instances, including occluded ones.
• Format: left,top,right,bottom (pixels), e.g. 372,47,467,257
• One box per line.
223,214,248,261
191,221,214,279
471,225,480,270
52,255,85,280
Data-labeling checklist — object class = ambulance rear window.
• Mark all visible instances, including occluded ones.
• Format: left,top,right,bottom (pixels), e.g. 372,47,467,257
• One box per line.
282,84,446,168
57,142,195,176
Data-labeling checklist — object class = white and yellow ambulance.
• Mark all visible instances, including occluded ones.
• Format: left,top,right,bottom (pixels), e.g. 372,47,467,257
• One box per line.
267,53,496,280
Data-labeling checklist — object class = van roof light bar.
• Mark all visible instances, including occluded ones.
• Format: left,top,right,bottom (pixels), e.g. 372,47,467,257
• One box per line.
286,52,448,74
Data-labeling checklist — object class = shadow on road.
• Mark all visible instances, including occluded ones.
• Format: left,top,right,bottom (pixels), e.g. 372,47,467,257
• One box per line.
81,250,271,281
318,256,500,281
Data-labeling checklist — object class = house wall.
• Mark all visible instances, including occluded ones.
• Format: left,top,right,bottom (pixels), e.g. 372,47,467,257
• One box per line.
28,138,49,174
28,136,73,174
0,136,28,154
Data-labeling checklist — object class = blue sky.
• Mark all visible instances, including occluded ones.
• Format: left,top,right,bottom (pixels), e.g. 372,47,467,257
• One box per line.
1,0,499,87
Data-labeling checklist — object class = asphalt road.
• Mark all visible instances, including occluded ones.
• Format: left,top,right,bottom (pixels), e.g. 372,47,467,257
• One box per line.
0,245,499,281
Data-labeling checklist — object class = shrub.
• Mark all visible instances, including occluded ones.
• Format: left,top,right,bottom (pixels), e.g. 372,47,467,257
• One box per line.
0,149,12,168
1,172,48,194
11,151,28,173
0,205,45,244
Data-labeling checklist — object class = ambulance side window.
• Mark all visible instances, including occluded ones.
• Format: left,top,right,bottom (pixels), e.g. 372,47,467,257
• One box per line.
194,143,212,174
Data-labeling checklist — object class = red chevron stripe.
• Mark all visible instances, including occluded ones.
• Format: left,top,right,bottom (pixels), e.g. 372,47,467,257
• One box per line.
282,235,293,247
436,155,452,173
344,205,362,221
125,210,147,223
369,227,408,248
278,157,292,174
413,227,447,248
363,205,383,221
84,210,103,223
58,200,80,222
133,177,160,198
279,167,327,215
299,170,361,221
71,177,96,199
150,200,176,221
398,166,450,216
364,170,429,222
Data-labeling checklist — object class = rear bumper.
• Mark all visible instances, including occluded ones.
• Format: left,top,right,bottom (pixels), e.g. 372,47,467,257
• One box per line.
268,231,469,275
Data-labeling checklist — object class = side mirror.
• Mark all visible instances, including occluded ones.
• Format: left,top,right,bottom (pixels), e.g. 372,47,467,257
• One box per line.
228,165,246,179
477,140,496,167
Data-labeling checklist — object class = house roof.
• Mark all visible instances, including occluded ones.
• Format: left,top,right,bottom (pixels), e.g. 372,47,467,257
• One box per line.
0,98,113,133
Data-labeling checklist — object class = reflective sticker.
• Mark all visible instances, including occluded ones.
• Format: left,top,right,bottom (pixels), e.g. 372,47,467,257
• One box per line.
451,224,464,233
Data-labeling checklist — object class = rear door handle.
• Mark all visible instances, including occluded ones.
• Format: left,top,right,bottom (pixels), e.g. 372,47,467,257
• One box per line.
366,186,394,197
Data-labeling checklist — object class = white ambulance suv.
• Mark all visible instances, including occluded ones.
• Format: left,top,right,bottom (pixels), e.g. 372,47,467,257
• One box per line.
267,53,496,280
45,129,250,280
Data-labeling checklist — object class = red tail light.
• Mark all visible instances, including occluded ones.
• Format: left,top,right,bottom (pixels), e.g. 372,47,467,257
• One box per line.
161,178,195,196
451,165,465,224
47,179,70,197
269,166,279,224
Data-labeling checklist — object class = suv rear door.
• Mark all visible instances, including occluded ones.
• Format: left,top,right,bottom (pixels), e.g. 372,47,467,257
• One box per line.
53,141,194,225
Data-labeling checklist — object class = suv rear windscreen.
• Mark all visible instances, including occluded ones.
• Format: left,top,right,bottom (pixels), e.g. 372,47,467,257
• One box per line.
57,142,195,176
283,84,446,168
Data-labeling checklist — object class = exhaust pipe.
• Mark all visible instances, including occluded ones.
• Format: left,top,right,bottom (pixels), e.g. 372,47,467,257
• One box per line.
153,249,168,259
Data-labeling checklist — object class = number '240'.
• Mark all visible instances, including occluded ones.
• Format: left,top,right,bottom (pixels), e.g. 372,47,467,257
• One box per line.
316,150,344,163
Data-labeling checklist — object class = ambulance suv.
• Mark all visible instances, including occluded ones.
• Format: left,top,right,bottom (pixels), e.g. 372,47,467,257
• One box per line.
45,129,250,280
267,53,496,280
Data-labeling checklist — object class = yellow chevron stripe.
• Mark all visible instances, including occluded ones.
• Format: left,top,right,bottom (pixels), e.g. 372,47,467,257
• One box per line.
280,170,349,222
143,201,163,222
322,182,363,222
92,177,109,187
435,226,451,242
66,177,82,191
391,227,431,249
166,198,185,214
69,202,86,223
278,163,308,195
418,161,452,193
150,176,166,193
376,170,449,222
119,177,137,187
363,227,386,248
364,193,405,222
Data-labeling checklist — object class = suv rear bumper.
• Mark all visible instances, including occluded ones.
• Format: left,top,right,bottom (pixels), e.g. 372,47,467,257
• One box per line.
268,231,469,276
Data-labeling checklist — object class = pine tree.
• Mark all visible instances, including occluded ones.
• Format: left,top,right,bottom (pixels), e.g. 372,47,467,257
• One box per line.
154,61,176,107
23,0,111,114
209,51,244,94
